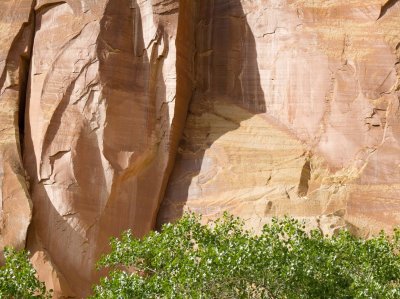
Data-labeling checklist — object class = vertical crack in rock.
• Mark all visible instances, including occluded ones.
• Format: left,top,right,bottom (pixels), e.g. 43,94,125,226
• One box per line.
18,3,37,157
0,0,37,252
18,53,30,156
153,0,197,226
0,1,37,159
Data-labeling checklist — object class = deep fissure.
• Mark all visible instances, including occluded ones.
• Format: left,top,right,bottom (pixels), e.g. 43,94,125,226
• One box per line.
18,1,36,157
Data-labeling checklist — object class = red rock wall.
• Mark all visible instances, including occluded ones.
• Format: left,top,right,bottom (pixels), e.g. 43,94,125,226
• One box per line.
22,0,194,296
0,0,399,297
159,0,400,236
0,0,34,254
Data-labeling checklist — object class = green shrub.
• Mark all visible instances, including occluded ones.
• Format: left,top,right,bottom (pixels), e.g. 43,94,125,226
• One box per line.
91,213,400,299
0,247,51,298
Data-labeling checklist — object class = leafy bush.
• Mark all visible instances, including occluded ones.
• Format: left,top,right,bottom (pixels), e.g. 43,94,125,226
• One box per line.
0,247,51,298
91,213,400,298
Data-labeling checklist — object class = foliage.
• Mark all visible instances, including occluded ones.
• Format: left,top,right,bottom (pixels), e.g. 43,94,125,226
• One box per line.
0,247,51,299
91,213,400,299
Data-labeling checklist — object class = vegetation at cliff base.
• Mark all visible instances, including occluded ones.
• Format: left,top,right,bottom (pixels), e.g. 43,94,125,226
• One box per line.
91,213,400,299
0,247,51,298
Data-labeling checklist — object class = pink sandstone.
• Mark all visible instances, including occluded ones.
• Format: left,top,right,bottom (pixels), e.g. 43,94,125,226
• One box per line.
0,0,398,297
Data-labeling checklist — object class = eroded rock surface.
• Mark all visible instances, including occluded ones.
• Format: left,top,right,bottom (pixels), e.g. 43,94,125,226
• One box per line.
23,0,192,296
0,0,399,297
158,0,400,236
0,0,34,254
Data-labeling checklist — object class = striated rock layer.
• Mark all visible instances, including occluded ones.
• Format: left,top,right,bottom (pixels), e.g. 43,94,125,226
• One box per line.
0,0,399,297
158,0,400,236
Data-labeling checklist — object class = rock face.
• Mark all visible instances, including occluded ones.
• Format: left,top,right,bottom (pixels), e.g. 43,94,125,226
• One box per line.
23,0,193,296
0,0,34,255
0,0,399,297
158,0,400,235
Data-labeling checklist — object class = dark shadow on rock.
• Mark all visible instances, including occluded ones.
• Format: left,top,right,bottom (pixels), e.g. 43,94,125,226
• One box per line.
156,0,266,227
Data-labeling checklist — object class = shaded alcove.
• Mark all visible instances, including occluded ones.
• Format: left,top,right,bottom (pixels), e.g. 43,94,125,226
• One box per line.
157,0,266,226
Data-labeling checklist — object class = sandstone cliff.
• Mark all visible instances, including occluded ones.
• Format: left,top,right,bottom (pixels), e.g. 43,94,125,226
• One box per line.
0,0,399,297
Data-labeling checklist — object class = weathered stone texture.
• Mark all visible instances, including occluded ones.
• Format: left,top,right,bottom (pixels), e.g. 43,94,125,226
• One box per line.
0,0,34,254
0,0,399,297
158,0,400,236
23,0,189,296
